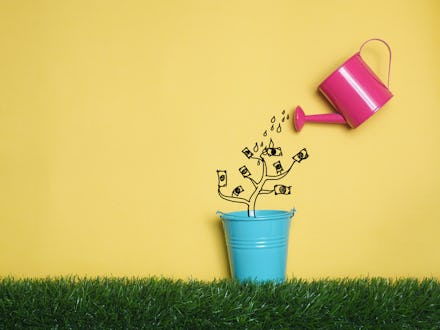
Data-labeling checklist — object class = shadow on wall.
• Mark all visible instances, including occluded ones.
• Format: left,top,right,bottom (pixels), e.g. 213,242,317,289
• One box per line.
211,215,231,279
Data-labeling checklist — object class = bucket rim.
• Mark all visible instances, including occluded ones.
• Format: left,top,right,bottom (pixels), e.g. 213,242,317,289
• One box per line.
217,209,295,221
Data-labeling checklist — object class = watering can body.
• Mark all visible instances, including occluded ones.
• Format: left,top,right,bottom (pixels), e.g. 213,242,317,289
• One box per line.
294,39,393,131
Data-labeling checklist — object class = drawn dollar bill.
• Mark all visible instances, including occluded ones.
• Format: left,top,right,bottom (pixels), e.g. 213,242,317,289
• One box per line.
274,184,291,195
293,148,309,163
217,170,227,187
273,161,284,174
239,165,251,178
232,185,244,196
242,147,253,159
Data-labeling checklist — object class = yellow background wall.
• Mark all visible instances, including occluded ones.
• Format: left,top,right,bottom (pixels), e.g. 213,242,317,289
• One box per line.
1,0,439,279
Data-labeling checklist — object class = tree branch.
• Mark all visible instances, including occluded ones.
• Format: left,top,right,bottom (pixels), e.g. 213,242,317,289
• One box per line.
245,176,258,188
259,157,268,183
251,156,262,161
266,159,296,181
260,189,274,195
217,187,250,205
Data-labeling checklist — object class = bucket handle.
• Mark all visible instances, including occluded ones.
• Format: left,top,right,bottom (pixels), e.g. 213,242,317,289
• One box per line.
359,38,392,88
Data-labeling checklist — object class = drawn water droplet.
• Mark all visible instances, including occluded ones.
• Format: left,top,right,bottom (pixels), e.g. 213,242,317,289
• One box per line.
257,160,261,166
263,130,267,137
276,123,282,133
269,138,274,148
282,116,285,122
286,114,290,120
253,142,259,152
260,141,264,147
282,109,286,115
270,124,274,131
271,116,276,123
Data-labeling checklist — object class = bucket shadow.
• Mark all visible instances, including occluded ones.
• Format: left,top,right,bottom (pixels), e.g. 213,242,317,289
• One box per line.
210,216,231,279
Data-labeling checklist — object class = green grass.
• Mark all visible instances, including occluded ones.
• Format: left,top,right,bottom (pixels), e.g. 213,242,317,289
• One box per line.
0,277,439,329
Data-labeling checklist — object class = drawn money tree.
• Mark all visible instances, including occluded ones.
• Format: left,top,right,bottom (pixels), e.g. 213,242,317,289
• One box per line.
217,110,309,217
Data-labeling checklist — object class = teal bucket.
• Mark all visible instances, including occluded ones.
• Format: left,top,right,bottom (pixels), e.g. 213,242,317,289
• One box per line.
217,209,295,282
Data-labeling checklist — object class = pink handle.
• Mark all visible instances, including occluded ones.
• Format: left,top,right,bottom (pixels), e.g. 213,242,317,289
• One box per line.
359,38,392,88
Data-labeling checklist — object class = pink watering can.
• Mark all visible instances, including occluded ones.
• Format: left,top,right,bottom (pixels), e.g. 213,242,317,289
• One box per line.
293,38,393,131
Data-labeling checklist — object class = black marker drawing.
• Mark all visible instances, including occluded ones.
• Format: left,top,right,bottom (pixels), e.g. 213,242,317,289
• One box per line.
217,170,227,187
217,141,309,217
264,146,282,157
242,147,253,159
232,185,244,197
293,148,309,162
239,165,251,178
273,160,284,174
274,184,291,195
217,109,310,217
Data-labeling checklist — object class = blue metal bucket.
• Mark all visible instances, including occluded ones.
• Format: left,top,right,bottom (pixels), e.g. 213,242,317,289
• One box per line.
217,209,295,282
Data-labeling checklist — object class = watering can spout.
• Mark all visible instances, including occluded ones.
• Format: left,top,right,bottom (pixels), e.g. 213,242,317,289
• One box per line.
293,106,346,132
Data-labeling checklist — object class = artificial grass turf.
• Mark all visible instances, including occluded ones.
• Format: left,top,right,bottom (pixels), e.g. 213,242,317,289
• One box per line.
0,277,439,329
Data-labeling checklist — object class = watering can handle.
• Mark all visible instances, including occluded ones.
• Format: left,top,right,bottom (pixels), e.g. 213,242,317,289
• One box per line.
359,38,392,88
